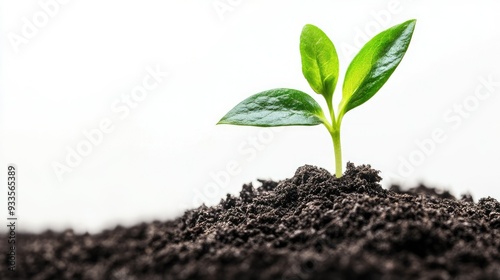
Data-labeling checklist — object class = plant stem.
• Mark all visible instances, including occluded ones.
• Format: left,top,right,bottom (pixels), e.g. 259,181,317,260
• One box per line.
331,130,342,178
323,95,342,177
326,97,335,122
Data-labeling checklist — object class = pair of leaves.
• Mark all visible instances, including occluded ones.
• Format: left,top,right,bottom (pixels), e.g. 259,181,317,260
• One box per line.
218,19,416,127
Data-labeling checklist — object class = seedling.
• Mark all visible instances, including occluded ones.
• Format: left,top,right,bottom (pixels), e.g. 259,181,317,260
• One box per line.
218,20,416,177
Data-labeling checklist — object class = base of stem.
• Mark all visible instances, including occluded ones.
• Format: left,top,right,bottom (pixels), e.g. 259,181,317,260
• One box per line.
331,131,342,178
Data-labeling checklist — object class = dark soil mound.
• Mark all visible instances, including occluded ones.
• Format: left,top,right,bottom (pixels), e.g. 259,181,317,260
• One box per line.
2,163,500,279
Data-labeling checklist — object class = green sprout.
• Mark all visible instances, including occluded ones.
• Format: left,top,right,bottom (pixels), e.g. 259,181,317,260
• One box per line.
218,19,416,178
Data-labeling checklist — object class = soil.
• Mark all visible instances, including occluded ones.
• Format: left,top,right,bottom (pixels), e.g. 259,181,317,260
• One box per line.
2,163,500,280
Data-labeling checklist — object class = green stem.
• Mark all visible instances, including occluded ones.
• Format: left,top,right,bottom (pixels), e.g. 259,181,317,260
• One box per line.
322,95,342,177
326,97,335,122
331,130,342,178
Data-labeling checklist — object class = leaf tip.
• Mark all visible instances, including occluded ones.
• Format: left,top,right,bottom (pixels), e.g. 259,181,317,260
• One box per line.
302,23,319,34
216,118,227,125
404,19,417,30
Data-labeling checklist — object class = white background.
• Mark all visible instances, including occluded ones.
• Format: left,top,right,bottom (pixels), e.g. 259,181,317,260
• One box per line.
1,0,500,233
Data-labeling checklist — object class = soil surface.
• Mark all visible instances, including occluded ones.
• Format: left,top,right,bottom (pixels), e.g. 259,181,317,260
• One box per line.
2,163,500,279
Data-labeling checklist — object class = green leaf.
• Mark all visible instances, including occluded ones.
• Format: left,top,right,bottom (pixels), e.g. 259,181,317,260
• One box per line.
339,19,416,116
300,24,339,101
218,88,325,127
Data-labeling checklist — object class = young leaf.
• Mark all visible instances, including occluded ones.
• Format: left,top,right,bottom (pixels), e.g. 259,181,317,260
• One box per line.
300,24,339,101
218,88,325,127
339,19,416,116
